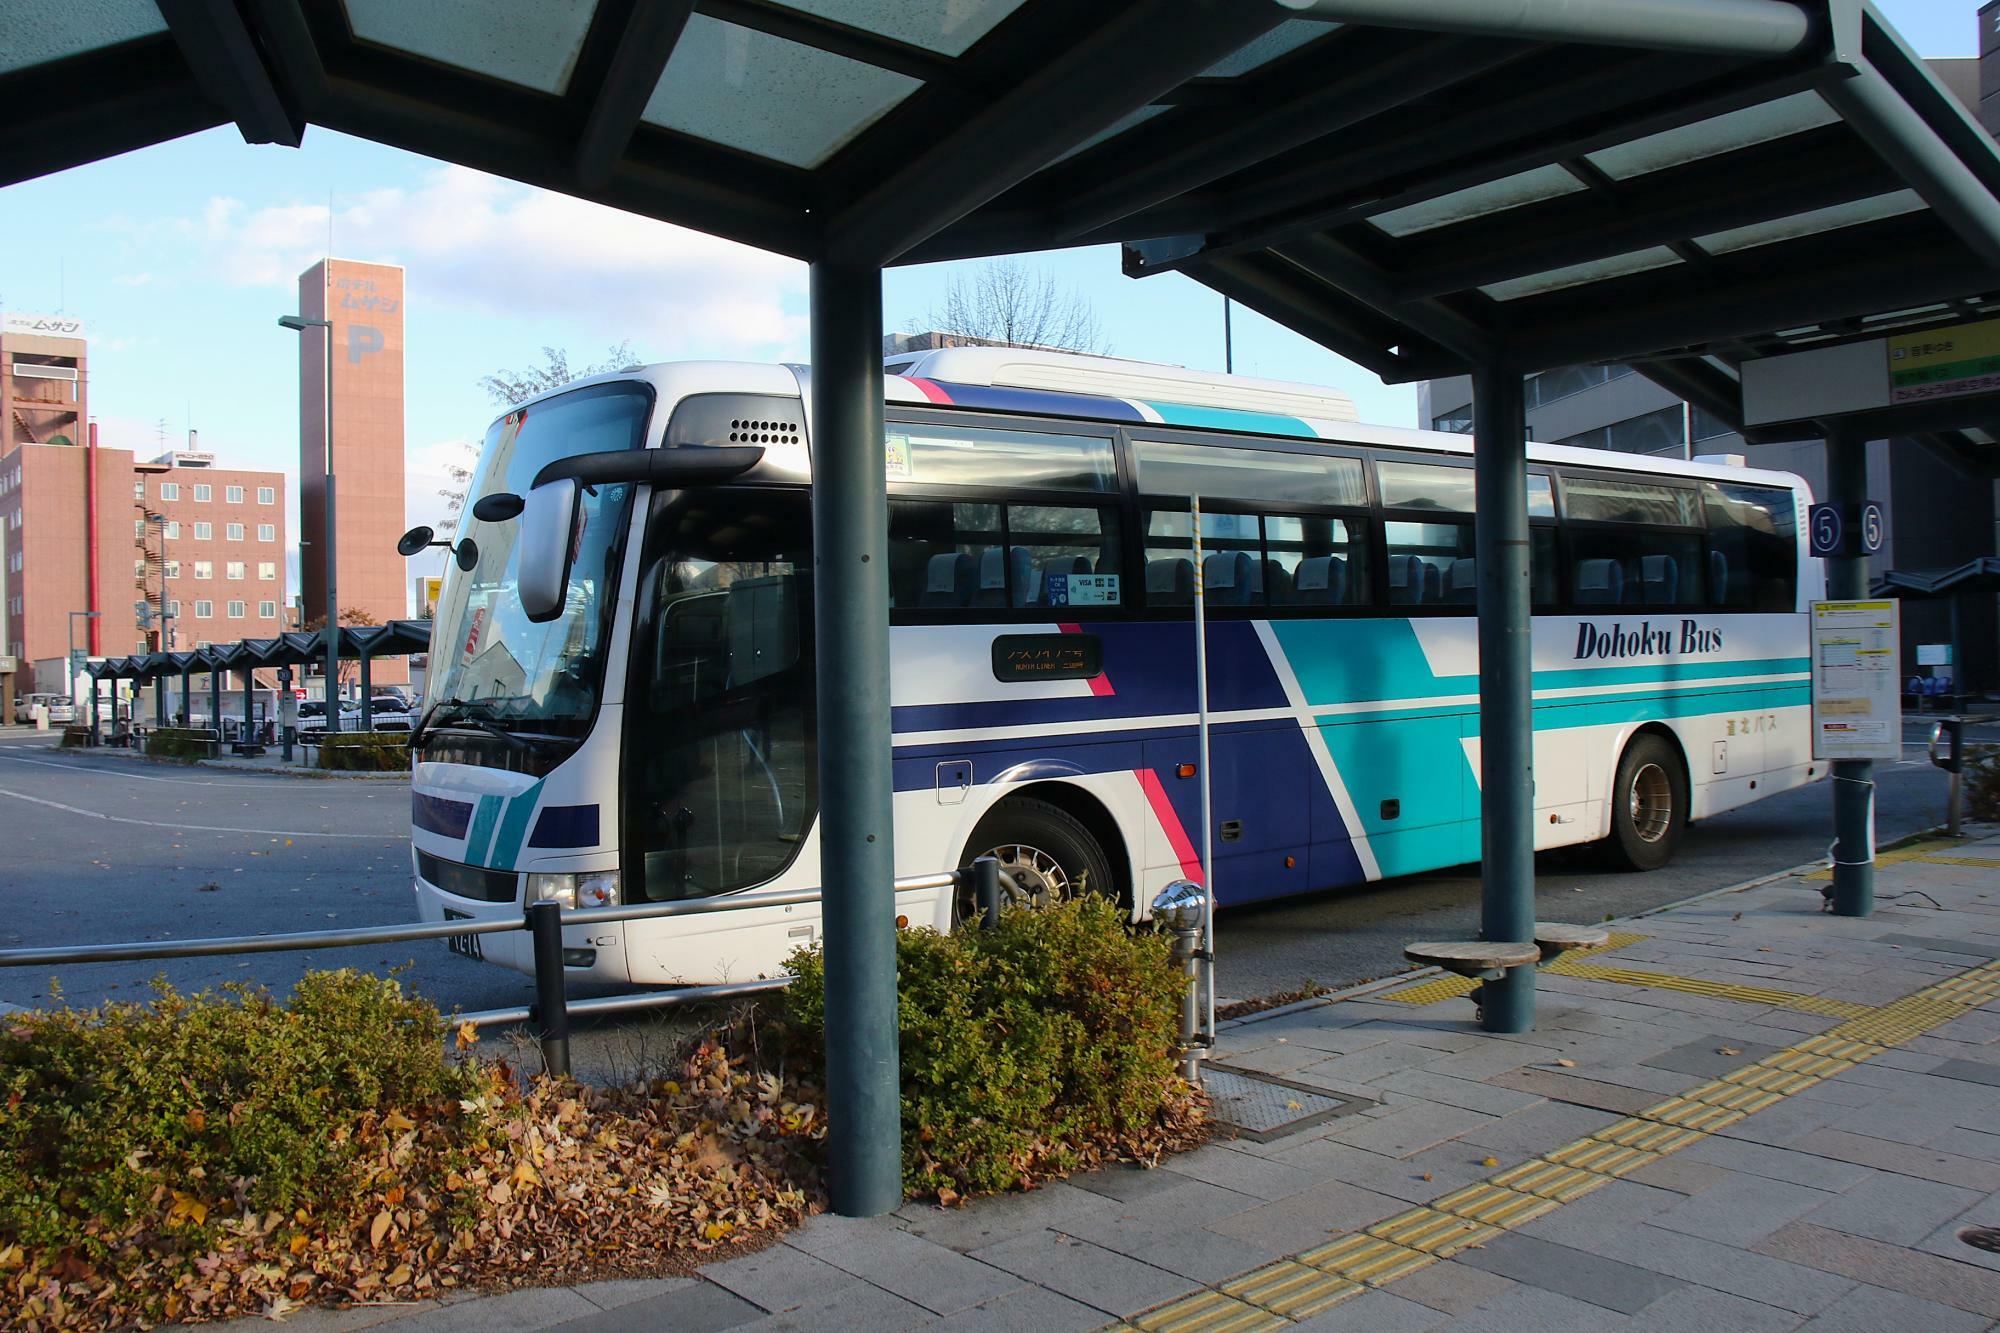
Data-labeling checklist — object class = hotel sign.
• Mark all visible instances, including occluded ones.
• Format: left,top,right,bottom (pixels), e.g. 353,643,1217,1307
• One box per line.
3,312,84,338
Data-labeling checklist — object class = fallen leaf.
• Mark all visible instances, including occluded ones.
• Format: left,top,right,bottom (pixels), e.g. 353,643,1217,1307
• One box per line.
1480,1157,1499,1168
1418,1172,1433,1182
1554,1059,1576,1069
369,1210,392,1248
1717,1047,1741,1057
382,1110,416,1132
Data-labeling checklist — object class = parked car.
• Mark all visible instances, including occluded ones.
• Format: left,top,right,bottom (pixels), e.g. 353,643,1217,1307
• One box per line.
12,693,75,725
294,696,413,736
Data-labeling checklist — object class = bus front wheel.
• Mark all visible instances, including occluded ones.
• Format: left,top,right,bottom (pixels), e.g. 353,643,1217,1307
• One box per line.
959,795,1116,923
1606,733,1687,872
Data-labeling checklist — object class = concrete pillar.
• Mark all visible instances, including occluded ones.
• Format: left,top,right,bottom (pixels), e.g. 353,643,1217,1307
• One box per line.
1825,427,1875,917
809,261,901,1216
1473,363,1536,1032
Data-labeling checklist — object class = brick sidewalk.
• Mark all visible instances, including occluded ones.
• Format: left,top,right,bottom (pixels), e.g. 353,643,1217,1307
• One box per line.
265,838,2000,1331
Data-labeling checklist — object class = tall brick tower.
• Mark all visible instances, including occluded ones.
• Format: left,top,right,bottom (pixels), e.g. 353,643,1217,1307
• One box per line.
296,259,408,684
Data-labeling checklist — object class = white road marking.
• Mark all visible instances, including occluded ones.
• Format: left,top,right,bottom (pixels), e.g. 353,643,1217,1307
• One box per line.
0,785,404,839
0,751,370,790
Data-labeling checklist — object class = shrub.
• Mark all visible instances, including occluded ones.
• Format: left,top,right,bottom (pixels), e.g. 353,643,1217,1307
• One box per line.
143,726,215,761
0,978,821,1329
319,732,411,771
780,897,1204,1200
1965,747,2000,822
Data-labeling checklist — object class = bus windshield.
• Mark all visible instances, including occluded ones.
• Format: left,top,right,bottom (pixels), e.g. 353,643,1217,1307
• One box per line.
423,383,650,738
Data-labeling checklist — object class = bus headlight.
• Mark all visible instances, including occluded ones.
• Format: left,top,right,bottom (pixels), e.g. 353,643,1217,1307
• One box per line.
527,871,620,909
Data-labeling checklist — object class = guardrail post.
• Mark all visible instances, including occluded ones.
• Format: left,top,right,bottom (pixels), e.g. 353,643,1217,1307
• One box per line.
973,855,1001,931
526,900,571,1079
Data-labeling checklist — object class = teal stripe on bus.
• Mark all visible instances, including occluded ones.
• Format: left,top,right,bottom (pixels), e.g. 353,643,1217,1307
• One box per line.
1314,681,1812,731
463,794,503,867
487,779,546,870
1140,401,1317,437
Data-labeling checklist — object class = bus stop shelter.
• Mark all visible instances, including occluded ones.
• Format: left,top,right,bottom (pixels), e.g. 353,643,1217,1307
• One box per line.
90,621,432,736
12,0,2000,1216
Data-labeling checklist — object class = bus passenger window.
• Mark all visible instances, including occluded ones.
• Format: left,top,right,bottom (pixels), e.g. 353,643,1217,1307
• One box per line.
1007,505,1122,609
1385,521,1471,607
888,500,1000,609
1267,515,1369,607
1568,530,1704,607
1701,481,1797,611
1146,510,1257,608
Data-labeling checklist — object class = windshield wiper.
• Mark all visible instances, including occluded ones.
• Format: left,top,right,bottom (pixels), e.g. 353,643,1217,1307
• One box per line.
412,700,526,751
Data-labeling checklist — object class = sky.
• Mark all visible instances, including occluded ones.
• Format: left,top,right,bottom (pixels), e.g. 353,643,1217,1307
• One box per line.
0,0,1976,575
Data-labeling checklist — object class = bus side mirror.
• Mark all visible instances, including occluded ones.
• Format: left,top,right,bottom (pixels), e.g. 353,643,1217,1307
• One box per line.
518,478,580,624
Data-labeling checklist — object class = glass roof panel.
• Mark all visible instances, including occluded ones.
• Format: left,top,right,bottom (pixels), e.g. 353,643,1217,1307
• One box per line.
1370,165,1586,237
1201,21,1330,78
1695,189,1924,255
1480,247,1682,301
774,0,1024,57
2,0,165,76
344,0,595,94
643,15,921,168
1584,91,1840,181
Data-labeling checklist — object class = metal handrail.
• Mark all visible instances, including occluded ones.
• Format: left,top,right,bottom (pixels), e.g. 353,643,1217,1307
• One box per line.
0,865,979,1075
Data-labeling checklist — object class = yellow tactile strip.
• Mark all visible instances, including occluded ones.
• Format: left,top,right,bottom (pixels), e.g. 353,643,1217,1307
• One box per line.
1379,931,1649,1005
1124,955,2000,1330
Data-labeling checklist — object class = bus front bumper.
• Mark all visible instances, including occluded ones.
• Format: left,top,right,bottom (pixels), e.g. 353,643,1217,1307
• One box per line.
411,876,635,984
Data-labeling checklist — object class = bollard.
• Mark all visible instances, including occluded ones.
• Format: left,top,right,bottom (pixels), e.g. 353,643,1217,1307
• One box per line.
973,855,1001,931
1931,715,1969,838
525,900,571,1079
1151,879,1210,1083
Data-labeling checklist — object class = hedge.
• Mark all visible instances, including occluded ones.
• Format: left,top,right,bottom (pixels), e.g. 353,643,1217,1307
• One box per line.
317,732,411,771
143,727,217,761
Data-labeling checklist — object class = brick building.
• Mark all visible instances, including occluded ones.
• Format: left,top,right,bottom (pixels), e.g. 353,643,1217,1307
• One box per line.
132,447,288,655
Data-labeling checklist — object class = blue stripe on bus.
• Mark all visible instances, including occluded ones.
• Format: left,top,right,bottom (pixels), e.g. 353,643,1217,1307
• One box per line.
529,803,602,849
1139,401,1316,438
413,791,474,839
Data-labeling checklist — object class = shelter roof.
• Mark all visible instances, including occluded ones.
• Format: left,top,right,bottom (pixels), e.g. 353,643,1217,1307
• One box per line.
89,622,431,680
8,1,1999,433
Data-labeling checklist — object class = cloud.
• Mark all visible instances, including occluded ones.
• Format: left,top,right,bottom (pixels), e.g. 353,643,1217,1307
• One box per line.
184,166,807,358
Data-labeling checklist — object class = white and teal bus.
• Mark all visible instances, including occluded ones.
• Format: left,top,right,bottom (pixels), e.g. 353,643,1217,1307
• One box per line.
409,348,1817,985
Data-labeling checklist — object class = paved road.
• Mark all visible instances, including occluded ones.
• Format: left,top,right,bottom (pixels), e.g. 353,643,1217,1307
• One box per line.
0,722,1977,1018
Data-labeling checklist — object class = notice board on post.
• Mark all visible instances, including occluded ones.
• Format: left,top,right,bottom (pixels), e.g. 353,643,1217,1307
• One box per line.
1811,600,1901,761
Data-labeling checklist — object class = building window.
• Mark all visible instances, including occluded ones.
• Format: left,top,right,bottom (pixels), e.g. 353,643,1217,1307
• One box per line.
226,485,244,504
257,523,275,542
164,520,180,540
1551,405,1688,458
226,561,244,580
133,480,144,499
193,561,212,580
257,486,275,505
258,561,277,580
168,600,181,618
194,600,213,619
226,523,244,541
1430,411,1473,434
227,600,245,619
160,482,180,501
164,560,179,580
259,600,277,619
134,519,146,539
194,522,212,541
193,484,211,503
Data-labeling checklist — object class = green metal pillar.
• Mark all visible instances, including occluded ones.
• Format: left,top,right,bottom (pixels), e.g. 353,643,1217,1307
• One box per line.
359,654,373,731
180,669,191,725
808,260,901,1217
208,669,222,743
154,676,166,728
1473,364,1536,1032
1825,427,1875,917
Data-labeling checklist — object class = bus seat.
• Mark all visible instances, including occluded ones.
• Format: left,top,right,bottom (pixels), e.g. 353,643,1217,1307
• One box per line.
1204,551,1254,605
1640,554,1679,605
1147,557,1194,602
1036,555,1091,605
1709,550,1731,605
1292,556,1331,604
1576,558,1623,604
1388,554,1426,605
971,547,1008,607
1005,547,1038,606
921,552,974,608
1447,558,1477,604
1423,562,1443,603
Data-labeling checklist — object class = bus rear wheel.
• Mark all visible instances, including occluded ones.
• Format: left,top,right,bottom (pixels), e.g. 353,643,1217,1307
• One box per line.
958,795,1116,924
1605,733,1687,872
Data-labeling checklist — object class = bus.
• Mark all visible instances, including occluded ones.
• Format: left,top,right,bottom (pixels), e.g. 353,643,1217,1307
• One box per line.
409,348,1817,986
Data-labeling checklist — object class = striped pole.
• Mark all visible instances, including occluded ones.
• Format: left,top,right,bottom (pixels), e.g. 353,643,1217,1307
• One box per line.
1191,495,1216,1042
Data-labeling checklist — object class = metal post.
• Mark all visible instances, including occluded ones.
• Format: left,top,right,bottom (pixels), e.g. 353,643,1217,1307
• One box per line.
180,668,191,726
1191,494,1216,1038
278,665,294,762
526,900,571,1079
808,259,901,1218
1825,428,1874,917
1473,363,1535,1033
359,654,373,731
208,668,221,748
241,669,255,753
1170,920,1204,1082
154,676,166,728
973,855,1001,930
88,675,98,734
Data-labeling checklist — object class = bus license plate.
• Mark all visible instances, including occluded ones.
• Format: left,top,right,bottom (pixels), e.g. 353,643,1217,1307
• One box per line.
444,910,483,959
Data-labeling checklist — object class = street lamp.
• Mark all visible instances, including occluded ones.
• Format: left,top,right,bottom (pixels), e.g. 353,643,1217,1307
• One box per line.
66,610,99,707
279,312,339,719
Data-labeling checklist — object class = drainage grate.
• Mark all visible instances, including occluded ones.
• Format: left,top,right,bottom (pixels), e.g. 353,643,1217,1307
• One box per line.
1202,1065,1369,1142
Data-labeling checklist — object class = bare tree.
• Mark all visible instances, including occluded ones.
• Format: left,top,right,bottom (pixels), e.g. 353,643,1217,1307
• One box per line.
922,260,1110,354
438,342,639,530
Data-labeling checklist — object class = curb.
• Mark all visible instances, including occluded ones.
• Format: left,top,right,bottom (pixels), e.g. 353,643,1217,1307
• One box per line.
50,745,408,781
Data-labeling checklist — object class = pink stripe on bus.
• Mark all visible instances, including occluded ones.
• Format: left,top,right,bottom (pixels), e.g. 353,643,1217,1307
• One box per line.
1138,768,1203,883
